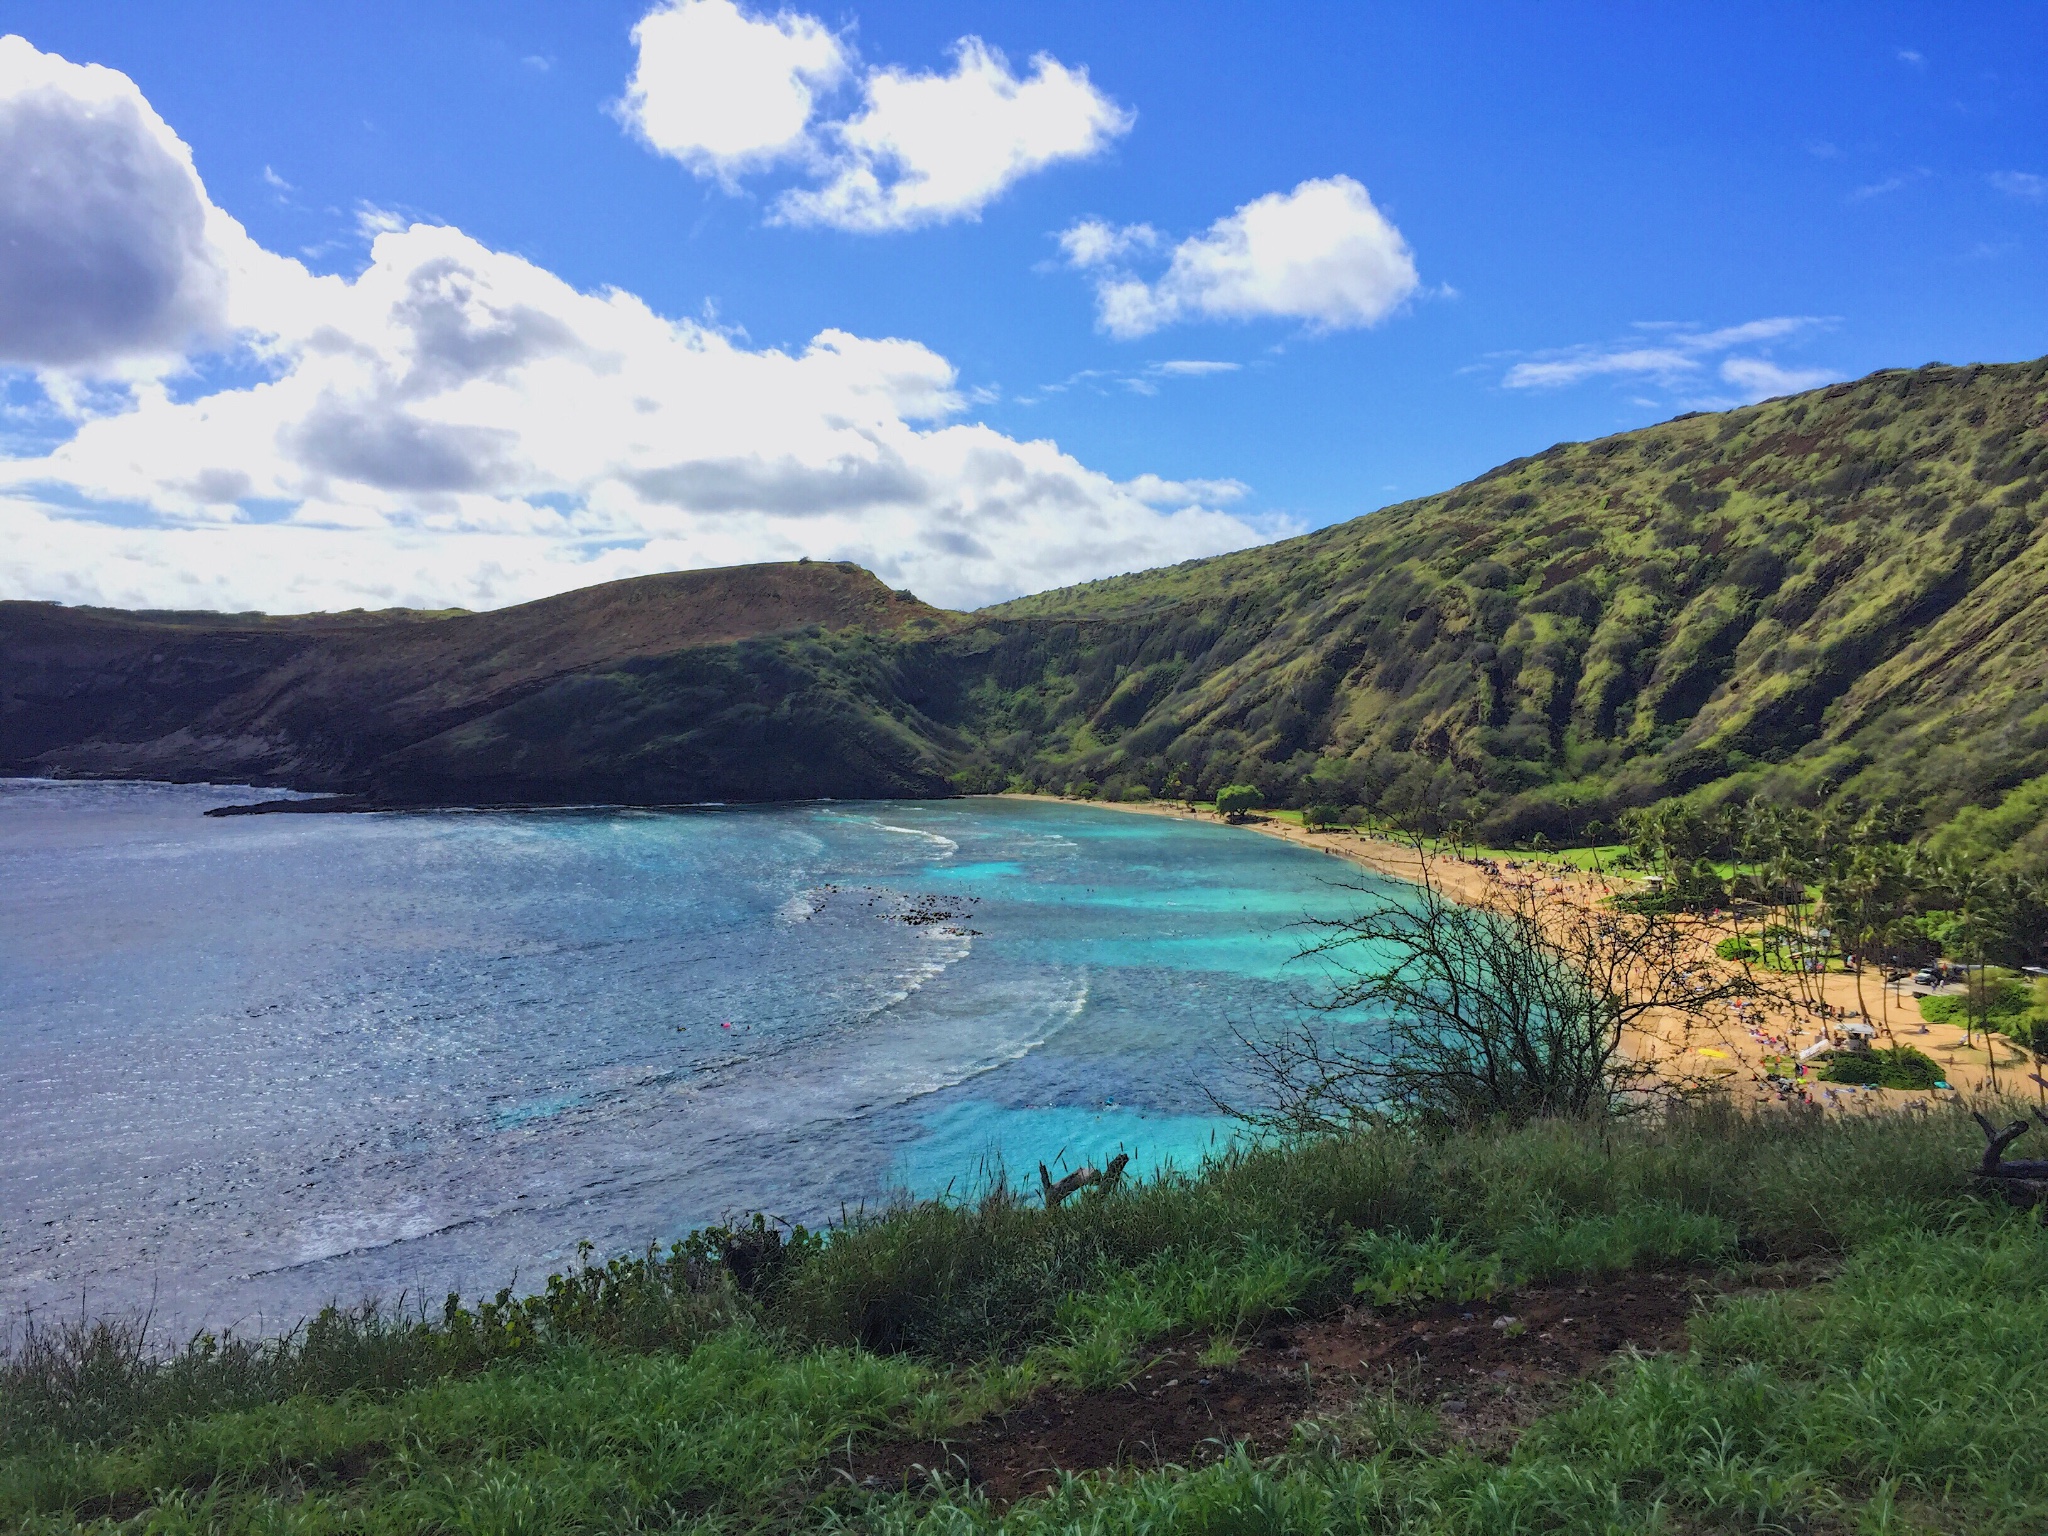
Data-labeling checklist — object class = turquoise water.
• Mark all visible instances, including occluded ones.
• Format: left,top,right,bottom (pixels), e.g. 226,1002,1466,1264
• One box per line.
0,782,1395,1331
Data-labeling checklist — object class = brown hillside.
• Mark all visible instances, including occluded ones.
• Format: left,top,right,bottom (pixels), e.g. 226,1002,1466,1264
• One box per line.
1,561,954,794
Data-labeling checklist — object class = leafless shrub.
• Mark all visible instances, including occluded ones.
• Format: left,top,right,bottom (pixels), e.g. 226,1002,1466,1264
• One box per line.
1227,842,1763,1133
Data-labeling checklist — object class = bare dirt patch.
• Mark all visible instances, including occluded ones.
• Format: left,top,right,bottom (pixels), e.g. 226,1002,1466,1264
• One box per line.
843,1269,1740,1504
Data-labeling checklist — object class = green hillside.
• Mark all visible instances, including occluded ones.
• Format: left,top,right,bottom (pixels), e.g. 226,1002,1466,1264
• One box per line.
961,357,2048,867
6,356,2047,868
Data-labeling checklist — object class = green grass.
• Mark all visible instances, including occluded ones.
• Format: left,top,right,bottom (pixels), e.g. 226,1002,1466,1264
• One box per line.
3,1329,926,1533
849,1213,2048,1535
1919,975,2043,1030
7,1104,2042,1533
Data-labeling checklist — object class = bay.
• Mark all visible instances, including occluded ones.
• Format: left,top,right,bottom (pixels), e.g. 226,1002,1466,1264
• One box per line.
0,781,1392,1333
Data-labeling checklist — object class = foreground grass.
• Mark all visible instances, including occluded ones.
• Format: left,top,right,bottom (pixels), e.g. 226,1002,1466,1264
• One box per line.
5,1104,2042,1533
853,1213,2048,1535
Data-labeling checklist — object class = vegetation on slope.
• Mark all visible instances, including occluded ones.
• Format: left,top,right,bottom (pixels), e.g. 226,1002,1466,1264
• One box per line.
964,357,2048,870
5,1106,2043,1533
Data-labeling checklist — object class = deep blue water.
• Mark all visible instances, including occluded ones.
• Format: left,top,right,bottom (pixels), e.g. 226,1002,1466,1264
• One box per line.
0,782,1393,1332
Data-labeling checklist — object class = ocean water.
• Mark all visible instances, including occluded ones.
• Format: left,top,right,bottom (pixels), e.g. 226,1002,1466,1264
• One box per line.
0,781,1396,1333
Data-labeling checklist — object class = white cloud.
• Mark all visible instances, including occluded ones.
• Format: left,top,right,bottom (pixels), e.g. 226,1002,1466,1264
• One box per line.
619,5,1129,230
1717,357,1836,398
1847,168,1928,201
1678,317,1818,350
1056,218,1156,268
0,38,1268,613
774,38,1131,231
1124,473,1248,507
1067,177,1419,338
1022,359,1241,404
1502,317,1836,403
354,202,408,238
1502,349,1694,390
617,0,848,179
1989,170,2047,200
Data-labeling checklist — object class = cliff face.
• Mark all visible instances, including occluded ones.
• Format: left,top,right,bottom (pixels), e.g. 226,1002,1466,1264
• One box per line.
8,358,2048,865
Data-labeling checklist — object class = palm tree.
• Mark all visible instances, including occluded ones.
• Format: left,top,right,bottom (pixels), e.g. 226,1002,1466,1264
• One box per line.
1978,871,2048,1094
1822,842,1909,1043
1938,858,1993,1050
1758,810,1824,1012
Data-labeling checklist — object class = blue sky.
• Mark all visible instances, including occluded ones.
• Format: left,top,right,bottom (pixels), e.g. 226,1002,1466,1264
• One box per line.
0,2,2043,611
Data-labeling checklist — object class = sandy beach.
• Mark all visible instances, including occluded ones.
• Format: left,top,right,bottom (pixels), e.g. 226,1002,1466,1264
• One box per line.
1003,794,2039,1110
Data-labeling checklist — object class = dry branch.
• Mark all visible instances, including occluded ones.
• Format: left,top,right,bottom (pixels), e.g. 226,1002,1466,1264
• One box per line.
1224,837,1769,1132
1971,1109,2048,1181
1038,1152,1130,1208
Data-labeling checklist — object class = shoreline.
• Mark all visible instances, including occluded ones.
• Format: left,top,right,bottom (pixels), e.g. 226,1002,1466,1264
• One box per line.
19,777,2027,1103
1004,793,2031,1107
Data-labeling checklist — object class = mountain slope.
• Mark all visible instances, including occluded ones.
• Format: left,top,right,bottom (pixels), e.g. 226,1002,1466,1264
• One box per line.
5,357,2047,865
0,562,963,802
966,357,2048,863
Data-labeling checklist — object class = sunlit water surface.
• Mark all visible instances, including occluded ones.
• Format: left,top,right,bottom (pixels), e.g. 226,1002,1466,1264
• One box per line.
0,782,1394,1332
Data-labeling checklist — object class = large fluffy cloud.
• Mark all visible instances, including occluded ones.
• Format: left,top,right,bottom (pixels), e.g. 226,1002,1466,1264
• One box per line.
620,4,1130,232
0,37,1268,614
0,35,271,368
1064,177,1419,338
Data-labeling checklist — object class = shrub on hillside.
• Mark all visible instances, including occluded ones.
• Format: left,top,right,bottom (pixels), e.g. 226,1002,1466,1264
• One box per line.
1918,995,1964,1024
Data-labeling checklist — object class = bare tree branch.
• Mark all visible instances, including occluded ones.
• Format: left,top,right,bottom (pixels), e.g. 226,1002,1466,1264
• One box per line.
1228,839,1765,1132
1037,1153,1130,1208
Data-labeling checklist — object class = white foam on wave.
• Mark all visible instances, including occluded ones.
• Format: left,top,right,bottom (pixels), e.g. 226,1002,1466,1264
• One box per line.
874,820,959,857
844,916,972,1020
270,1201,457,1271
815,808,961,859
777,890,825,924
682,967,1089,1135
684,895,976,1076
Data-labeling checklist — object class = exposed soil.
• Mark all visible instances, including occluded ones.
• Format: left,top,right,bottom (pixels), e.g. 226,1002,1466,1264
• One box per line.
843,1269,1749,1505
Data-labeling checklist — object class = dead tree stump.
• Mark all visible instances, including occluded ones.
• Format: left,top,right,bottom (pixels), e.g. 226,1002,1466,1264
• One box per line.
1971,1109,2048,1213
1039,1152,1131,1208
